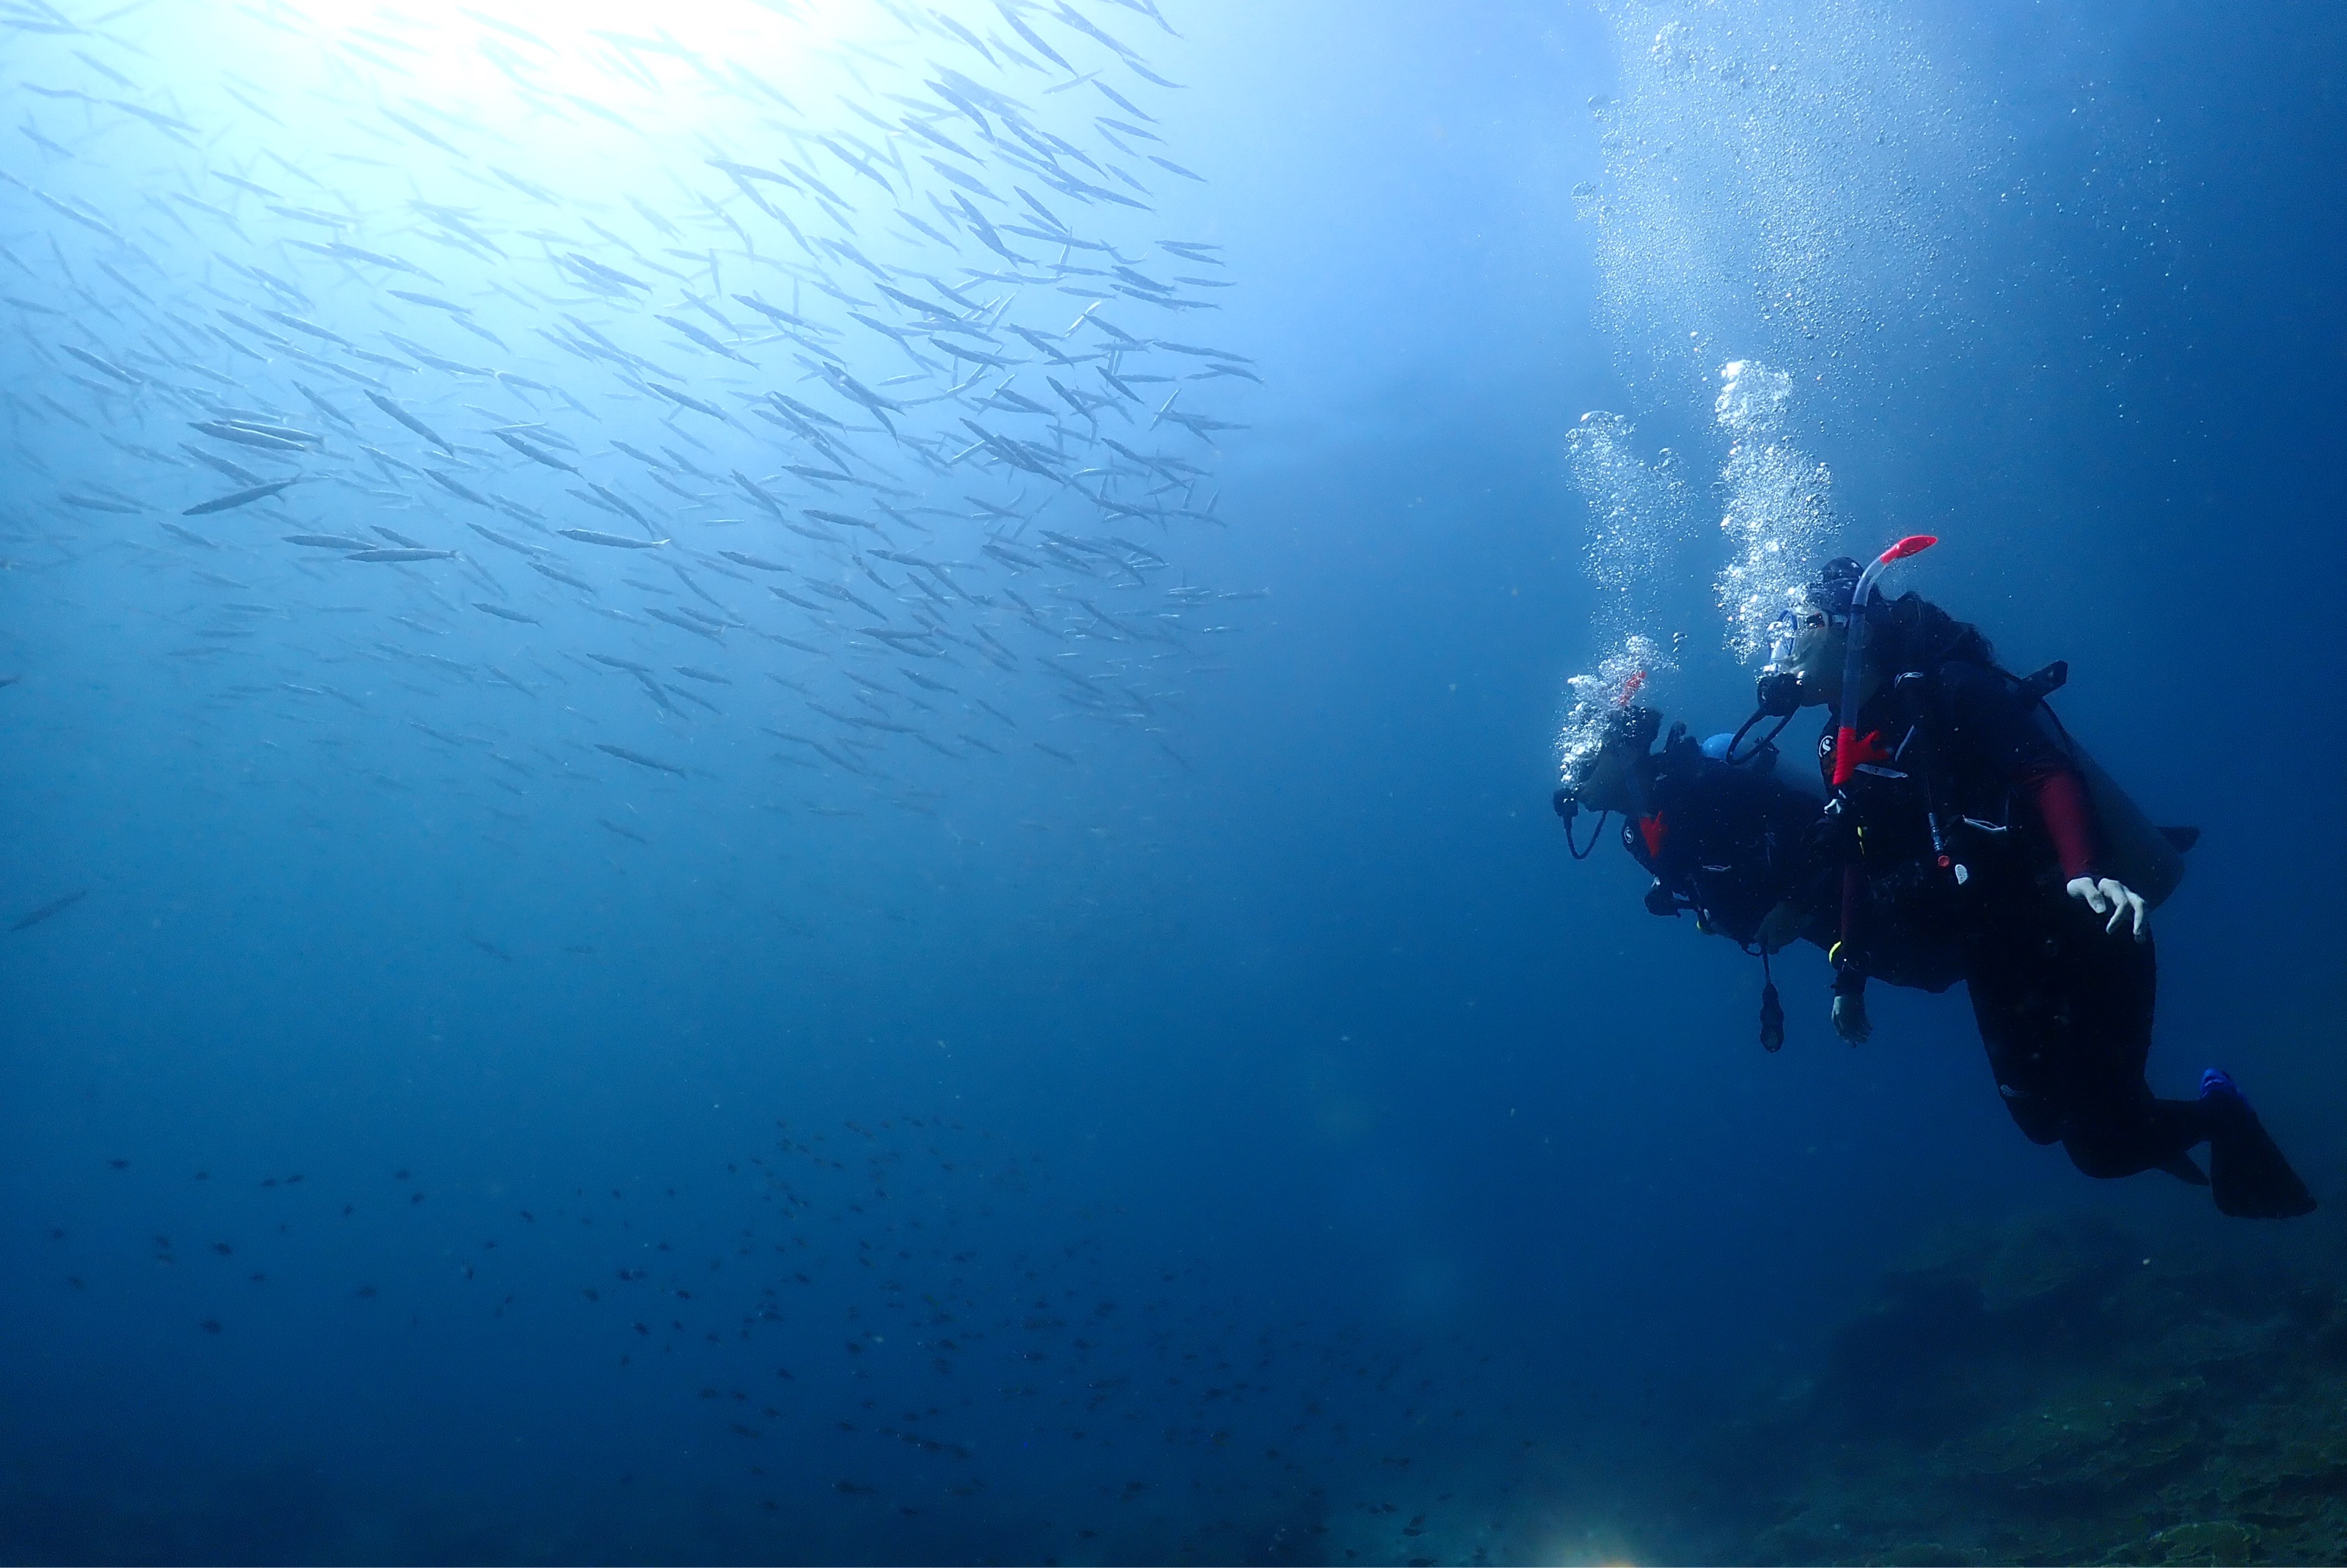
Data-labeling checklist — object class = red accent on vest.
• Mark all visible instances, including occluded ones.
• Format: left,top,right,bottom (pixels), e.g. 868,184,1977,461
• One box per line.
1845,730,1894,769
1827,727,1894,789
1638,813,1667,858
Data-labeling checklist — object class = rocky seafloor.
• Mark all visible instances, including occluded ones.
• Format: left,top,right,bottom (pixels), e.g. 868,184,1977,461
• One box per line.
1676,1195,2347,1566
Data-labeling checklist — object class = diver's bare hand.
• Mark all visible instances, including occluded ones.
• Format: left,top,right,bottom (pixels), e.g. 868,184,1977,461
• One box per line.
2068,876,2150,942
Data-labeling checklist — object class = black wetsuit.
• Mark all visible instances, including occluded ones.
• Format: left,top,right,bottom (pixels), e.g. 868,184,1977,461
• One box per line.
1625,732,1965,991
1825,656,2211,1181
1621,733,1820,952
1603,612,2308,1212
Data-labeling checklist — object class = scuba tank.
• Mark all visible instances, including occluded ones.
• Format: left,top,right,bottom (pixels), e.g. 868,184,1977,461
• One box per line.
2011,659,2192,908
1702,730,1823,797
2070,742,2189,907
1826,535,2192,906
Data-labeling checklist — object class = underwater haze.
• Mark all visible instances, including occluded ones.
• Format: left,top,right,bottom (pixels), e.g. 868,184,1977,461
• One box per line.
4,0,2346,1562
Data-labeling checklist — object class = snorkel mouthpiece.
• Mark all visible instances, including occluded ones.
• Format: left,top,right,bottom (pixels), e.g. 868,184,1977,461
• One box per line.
1829,535,1938,788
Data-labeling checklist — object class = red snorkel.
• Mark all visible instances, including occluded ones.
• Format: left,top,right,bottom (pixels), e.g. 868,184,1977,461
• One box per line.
1826,535,1938,991
1829,535,1938,788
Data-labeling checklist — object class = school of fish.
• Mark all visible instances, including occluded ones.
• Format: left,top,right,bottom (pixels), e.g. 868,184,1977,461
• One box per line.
0,0,1260,813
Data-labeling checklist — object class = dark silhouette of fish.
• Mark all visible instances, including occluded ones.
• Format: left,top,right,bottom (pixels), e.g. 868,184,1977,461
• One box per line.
596,743,686,777
12,888,87,931
183,479,296,515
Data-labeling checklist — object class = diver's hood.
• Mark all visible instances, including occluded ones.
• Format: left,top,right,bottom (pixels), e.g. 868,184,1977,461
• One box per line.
1557,700,1661,803
1810,556,1866,618
1754,557,1875,714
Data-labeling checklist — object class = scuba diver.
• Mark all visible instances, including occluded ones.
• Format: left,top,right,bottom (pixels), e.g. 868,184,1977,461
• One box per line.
1557,540,2315,1219
1555,697,1964,1050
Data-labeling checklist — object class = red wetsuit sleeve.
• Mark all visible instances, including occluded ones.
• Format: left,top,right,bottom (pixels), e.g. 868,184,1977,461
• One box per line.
2031,769,2098,882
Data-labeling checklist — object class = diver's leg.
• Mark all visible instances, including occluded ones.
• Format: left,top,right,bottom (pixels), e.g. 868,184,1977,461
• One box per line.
1961,924,2065,1147
2048,928,2211,1180
2059,1099,2210,1182
2049,918,2312,1215
1965,905,2200,1173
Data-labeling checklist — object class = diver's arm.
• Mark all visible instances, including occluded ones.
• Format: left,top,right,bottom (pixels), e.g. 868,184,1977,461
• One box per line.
1945,661,2150,942
2032,769,2098,882
2032,766,2150,941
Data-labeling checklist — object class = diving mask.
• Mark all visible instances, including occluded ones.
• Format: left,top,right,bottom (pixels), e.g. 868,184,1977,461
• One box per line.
1756,601,1840,714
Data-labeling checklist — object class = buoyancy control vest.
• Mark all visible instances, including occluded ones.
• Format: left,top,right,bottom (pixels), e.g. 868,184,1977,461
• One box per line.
1625,728,1823,953
1820,596,2194,953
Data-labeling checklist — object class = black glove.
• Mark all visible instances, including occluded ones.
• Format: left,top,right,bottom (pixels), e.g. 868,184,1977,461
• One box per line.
1808,799,1860,865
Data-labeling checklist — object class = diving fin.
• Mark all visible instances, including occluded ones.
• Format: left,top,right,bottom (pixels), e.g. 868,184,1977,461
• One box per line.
2200,1070,2317,1219
2015,660,2069,703
2156,1150,2210,1187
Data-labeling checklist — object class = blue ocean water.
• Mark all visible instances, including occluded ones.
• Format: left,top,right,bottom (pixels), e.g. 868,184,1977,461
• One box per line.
2,0,2343,1561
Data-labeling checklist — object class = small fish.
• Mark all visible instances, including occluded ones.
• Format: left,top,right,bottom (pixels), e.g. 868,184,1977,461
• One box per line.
12,888,87,931
647,607,722,644
426,469,491,506
586,483,650,528
466,523,543,558
260,308,351,348
595,743,686,777
529,560,594,591
364,390,454,453
559,529,667,549
389,288,469,314
345,548,456,563
61,342,140,385
284,533,374,550
473,601,541,625
646,381,728,421
188,420,309,453
491,430,578,472
806,509,877,533
656,312,752,364
183,480,296,516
